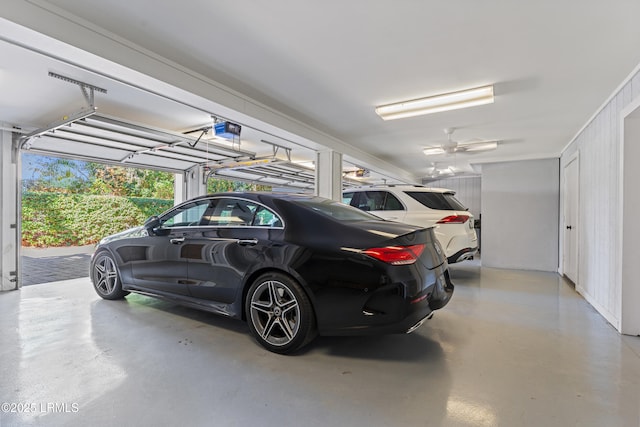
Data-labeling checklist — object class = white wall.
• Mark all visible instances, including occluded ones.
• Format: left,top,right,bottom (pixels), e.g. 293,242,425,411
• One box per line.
481,159,559,272
561,67,640,329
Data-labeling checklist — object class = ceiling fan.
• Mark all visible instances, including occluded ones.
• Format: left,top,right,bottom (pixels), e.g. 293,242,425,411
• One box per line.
425,161,477,178
423,128,499,156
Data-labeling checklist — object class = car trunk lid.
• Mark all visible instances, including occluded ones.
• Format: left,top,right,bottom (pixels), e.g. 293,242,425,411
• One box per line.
353,222,446,270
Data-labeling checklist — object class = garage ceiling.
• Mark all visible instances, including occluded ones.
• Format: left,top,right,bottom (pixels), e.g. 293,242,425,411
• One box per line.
2,1,640,183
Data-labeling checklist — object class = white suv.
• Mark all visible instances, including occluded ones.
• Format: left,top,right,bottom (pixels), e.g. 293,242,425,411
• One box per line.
343,185,478,263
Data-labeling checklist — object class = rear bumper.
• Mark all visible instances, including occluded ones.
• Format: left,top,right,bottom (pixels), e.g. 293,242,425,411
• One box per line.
437,227,478,262
319,300,435,336
316,267,454,336
447,246,478,264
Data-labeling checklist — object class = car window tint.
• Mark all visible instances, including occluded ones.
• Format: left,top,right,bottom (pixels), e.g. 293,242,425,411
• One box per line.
342,193,354,205
404,191,468,211
364,191,385,210
348,192,364,209
253,205,283,227
351,191,404,211
383,192,404,210
161,201,210,228
199,198,282,227
201,198,254,226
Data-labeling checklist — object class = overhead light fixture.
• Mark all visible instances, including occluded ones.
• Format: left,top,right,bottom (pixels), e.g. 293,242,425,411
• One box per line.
375,85,494,120
343,166,370,178
464,141,498,152
422,147,445,156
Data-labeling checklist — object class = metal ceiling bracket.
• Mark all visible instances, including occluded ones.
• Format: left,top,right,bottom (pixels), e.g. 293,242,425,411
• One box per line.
188,128,209,148
48,71,106,114
20,72,107,150
261,139,292,162
48,71,107,96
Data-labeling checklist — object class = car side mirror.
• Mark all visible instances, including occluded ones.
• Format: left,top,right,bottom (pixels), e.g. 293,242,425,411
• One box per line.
144,216,171,236
144,215,160,229
144,216,162,235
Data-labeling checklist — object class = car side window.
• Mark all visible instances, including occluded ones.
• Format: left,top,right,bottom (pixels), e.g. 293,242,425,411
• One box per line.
353,191,404,211
342,193,354,205
253,205,283,227
200,198,283,227
161,201,210,228
383,192,404,210
353,192,375,211
347,192,365,209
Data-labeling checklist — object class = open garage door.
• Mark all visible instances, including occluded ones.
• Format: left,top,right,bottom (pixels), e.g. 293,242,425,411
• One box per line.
20,112,368,190
15,73,324,189
23,113,257,173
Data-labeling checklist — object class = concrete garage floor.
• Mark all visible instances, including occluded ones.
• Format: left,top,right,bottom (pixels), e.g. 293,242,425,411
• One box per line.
1,260,639,427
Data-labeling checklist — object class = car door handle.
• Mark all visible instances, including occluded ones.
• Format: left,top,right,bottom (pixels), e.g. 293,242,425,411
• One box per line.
237,238,258,246
170,237,186,245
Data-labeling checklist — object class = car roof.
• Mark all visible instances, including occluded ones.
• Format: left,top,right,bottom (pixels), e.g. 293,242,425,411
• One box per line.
191,191,321,202
344,185,453,194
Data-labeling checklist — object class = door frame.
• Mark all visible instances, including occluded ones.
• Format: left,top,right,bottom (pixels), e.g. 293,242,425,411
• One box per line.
561,151,579,284
620,98,640,335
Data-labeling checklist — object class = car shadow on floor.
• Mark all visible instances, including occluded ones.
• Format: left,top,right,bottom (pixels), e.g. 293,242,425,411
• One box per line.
117,292,250,334
306,333,446,362
109,293,447,362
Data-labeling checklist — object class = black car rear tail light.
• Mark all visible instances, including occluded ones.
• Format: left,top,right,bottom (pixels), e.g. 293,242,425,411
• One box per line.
436,214,469,224
410,293,429,304
362,244,425,265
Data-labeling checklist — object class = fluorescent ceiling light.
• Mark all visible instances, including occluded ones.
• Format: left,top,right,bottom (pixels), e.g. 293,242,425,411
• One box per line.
464,141,498,152
422,147,446,156
375,85,494,120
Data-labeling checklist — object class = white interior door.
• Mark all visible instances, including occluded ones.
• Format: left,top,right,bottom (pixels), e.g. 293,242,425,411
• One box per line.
563,156,579,283
621,109,640,335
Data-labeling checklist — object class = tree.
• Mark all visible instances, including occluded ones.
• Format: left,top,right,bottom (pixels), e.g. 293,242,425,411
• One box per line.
23,153,271,198
23,154,175,198
207,178,271,193
22,155,91,193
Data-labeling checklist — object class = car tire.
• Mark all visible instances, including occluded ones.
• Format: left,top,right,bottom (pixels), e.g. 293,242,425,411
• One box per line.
91,251,129,300
246,272,316,354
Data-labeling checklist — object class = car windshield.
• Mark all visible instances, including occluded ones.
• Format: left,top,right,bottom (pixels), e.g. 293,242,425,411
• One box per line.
294,199,382,221
404,191,468,211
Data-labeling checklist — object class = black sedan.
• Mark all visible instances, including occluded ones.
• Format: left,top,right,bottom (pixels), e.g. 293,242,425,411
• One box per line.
90,193,454,354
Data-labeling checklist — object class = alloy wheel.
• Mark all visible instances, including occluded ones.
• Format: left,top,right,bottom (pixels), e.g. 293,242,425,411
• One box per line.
249,280,301,347
94,254,119,296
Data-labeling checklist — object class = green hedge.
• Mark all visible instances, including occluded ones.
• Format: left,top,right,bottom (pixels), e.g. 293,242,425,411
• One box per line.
22,192,173,247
